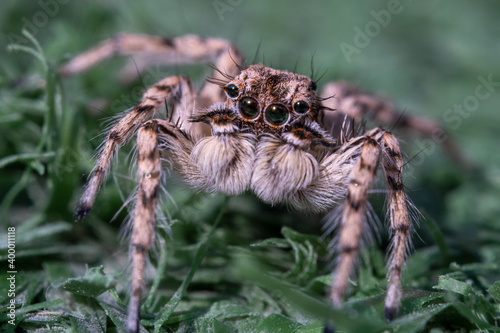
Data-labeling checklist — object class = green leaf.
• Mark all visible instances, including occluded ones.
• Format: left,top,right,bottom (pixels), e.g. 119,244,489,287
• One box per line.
251,237,290,248
451,302,493,329
231,252,383,332
279,227,321,285
295,321,324,333
450,261,498,272
67,314,105,333
153,233,210,330
256,314,302,333
59,266,117,297
195,317,234,333
234,316,264,332
487,281,500,303
390,303,451,333
433,275,473,296
281,227,322,246
7,299,63,317
243,285,282,315
202,300,254,320
154,197,229,332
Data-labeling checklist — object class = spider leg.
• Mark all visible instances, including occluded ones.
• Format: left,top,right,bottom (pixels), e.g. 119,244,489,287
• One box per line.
127,120,162,333
61,34,243,136
59,33,244,92
77,75,196,219
320,82,471,169
379,131,413,321
331,128,383,306
330,128,413,322
60,34,234,75
127,114,254,332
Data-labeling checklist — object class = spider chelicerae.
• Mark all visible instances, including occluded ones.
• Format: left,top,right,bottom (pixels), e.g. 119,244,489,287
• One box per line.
60,34,438,333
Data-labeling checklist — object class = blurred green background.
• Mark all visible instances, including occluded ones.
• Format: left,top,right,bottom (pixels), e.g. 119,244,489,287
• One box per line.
1,1,499,332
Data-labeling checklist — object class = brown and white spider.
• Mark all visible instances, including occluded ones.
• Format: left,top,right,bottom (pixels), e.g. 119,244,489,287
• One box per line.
60,34,438,333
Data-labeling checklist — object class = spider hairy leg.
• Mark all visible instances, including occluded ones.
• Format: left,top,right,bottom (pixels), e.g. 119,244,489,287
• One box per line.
320,82,471,169
58,34,242,83
380,131,413,321
331,129,382,306
63,34,247,333
128,120,162,333
77,76,195,219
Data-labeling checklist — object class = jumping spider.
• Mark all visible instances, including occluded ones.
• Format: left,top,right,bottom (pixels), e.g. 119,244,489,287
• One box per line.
60,34,442,332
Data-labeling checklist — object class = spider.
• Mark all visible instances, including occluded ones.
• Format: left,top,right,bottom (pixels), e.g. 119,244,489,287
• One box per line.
60,34,437,333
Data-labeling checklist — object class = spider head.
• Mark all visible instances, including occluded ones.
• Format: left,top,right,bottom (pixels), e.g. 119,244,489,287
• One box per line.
223,65,321,132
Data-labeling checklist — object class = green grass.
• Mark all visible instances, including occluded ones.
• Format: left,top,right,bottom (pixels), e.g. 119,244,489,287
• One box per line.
1,1,500,332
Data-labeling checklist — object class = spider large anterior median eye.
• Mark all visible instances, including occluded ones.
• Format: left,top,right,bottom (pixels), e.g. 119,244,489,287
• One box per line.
239,97,260,120
293,100,310,114
265,104,289,126
225,84,239,98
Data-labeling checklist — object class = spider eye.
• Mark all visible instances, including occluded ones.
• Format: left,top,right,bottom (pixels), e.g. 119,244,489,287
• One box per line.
293,100,310,114
239,97,260,120
225,84,239,98
265,104,289,126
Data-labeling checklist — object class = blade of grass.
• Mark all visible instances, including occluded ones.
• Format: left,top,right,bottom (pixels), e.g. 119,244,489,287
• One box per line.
144,238,168,309
421,216,449,259
1,30,56,220
231,252,383,332
0,152,56,169
153,197,229,332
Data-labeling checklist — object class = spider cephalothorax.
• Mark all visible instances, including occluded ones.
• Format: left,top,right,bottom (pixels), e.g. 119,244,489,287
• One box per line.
182,64,339,204
59,34,434,332
222,64,323,131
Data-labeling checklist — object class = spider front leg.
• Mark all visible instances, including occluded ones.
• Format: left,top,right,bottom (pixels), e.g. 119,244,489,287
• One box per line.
331,129,382,306
77,75,195,219
125,108,256,331
331,128,413,321
380,131,413,321
128,120,163,333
